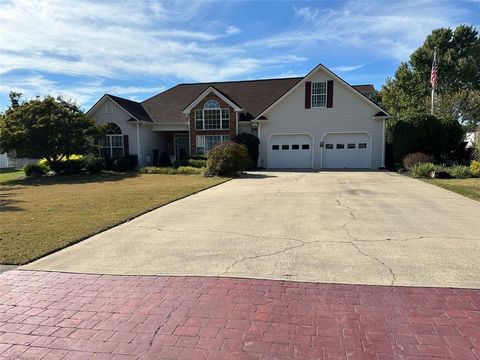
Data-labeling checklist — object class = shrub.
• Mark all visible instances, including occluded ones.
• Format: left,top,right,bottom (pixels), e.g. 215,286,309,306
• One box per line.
470,160,480,177
392,113,464,163
23,163,48,177
176,166,204,175
409,162,436,178
206,141,248,177
448,165,473,179
403,152,434,169
190,155,207,160
113,157,135,172
187,159,207,168
473,141,480,161
50,159,85,175
232,133,260,170
139,166,204,175
173,158,206,168
84,155,104,173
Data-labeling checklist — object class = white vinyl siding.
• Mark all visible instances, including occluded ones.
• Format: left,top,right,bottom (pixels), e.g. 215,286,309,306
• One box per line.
88,98,163,167
258,69,384,169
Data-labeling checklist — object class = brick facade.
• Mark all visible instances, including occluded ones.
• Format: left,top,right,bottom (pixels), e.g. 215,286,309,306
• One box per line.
189,95,237,155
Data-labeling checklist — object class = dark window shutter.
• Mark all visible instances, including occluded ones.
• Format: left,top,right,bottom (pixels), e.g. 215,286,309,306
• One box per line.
327,80,334,108
123,135,129,156
305,81,311,109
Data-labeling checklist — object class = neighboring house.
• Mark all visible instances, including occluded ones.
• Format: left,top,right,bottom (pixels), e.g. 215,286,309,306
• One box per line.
87,63,390,169
466,128,479,148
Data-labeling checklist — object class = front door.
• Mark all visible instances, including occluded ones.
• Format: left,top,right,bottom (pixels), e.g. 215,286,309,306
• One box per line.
175,136,189,160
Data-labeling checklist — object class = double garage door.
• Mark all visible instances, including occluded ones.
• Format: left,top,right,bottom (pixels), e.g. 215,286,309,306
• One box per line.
268,133,371,169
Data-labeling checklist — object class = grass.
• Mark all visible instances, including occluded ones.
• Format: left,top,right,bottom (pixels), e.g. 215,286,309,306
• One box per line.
0,172,226,264
424,178,480,201
0,168,24,183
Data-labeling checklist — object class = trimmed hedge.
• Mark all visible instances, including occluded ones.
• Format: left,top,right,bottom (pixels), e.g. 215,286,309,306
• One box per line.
23,163,48,177
84,156,104,173
50,159,85,175
173,158,207,168
139,166,204,175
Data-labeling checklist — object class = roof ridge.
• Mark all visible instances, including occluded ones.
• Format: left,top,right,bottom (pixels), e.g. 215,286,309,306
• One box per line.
176,76,304,86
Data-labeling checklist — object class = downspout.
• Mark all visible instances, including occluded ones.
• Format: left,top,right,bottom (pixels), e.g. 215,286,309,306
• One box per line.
136,122,141,166
235,111,239,135
258,122,262,168
187,113,191,156
381,118,386,168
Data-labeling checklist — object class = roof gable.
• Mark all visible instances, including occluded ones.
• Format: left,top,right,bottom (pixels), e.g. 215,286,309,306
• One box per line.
86,94,153,123
255,64,389,119
182,86,242,113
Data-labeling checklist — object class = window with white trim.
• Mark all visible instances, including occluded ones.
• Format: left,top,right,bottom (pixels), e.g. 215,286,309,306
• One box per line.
196,135,230,154
312,81,327,108
99,123,124,159
195,100,230,130
105,101,113,113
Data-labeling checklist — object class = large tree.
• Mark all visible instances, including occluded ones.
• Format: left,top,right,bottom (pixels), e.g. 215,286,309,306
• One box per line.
0,92,101,166
380,25,480,120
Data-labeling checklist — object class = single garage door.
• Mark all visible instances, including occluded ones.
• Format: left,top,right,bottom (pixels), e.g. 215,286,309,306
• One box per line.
322,133,371,169
269,134,312,168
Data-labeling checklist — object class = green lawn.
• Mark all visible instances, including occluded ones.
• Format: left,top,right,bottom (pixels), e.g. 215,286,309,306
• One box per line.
424,178,480,201
0,168,24,183
0,172,226,264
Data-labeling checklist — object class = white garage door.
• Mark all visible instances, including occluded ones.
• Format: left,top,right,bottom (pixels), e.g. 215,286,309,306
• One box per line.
322,133,371,169
269,134,312,168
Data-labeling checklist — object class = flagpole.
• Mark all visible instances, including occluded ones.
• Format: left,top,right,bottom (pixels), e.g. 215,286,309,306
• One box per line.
431,48,436,115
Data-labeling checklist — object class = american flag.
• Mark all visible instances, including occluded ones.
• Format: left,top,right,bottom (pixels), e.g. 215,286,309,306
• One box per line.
430,51,438,88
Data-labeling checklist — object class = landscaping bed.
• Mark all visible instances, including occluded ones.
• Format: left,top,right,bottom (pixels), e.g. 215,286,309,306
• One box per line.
0,172,226,264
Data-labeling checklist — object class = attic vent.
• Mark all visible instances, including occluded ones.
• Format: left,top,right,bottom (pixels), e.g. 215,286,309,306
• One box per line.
105,101,113,113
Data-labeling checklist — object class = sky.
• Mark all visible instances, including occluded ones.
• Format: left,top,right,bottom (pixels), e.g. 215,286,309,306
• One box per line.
0,0,479,111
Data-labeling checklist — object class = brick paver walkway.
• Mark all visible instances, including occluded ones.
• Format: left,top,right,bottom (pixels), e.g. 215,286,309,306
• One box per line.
0,271,478,359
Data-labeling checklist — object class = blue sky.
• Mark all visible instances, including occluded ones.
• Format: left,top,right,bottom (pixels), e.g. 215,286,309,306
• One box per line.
0,0,479,111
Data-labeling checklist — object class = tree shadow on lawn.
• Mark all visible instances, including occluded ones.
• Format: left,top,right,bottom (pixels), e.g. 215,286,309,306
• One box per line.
0,171,139,187
0,168,22,174
0,191,25,212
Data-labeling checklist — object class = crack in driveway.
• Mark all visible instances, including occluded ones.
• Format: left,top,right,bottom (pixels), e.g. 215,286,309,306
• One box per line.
336,197,397,285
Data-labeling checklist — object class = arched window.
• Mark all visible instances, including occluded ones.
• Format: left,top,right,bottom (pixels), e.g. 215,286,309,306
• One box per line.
204,99,220,109
99,123,124,159
195,99,229,131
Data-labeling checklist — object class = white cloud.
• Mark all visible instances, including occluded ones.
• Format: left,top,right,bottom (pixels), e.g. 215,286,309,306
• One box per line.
293,6,320,23
0,0,300,108
250,1,471,61
0,74,164,110
226,25,241,35
331,64,366,72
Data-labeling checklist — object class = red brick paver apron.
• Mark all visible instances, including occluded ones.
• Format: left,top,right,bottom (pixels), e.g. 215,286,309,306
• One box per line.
0,270,478,359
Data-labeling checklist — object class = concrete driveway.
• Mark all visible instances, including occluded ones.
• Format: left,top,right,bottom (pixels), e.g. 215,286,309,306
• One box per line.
23,171,480,288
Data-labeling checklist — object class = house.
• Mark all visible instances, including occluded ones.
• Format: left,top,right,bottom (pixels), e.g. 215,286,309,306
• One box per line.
87,63,390,169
